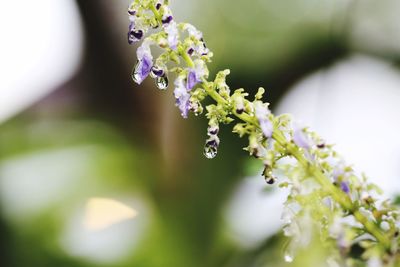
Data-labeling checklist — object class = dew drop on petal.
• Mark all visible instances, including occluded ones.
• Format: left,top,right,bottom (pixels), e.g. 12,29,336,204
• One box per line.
203,144,217,159
156,75,168,90
131,60,143,84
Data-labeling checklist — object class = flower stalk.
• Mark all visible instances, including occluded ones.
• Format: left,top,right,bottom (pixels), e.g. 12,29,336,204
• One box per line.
202,79,391,249
126,0,399,264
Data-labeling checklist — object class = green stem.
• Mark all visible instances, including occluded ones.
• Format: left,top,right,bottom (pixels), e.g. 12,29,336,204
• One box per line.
149,4,161,21
179,47,195,68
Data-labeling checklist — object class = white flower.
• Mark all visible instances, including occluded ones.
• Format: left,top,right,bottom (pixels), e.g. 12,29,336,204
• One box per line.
174,75,191,118
367,257,382,267
255,102,273,138
184,24,203,40
164,21,179,50
293,125,311,149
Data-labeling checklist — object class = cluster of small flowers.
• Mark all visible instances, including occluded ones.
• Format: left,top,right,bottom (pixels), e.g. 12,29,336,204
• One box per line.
278,128,400,265
128,0,212,119
127,0,400,265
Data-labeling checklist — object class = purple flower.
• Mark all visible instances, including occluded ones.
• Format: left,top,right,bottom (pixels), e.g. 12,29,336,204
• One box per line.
150,65,165,78
255,102,273,138
164,21,179,50
186,60,208,90
207,125,219,136
132,41,153,84
293,126,311,150
127,9,146,45
155,0,165,10
331,164,350,193
128,22,144,44
162,15,173,25
340,181,350,194
174,76,191,118
187,70,199,90
183,24,209,56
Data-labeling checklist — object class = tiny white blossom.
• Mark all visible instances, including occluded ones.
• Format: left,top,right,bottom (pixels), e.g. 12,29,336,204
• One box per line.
184,24,203,40
255,102,273,138
164,21,179,50
174,75,191,118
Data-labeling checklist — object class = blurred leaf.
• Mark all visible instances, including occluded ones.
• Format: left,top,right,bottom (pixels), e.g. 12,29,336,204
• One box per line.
243,158,264,177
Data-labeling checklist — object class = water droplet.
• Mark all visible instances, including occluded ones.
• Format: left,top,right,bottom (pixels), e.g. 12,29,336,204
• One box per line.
283,245,295,263
203,144,217,159
131,60,143,84
156,75,168,90
284,253,293,263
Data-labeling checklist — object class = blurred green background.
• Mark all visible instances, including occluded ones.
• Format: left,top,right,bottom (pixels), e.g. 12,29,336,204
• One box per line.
1,0,400,266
